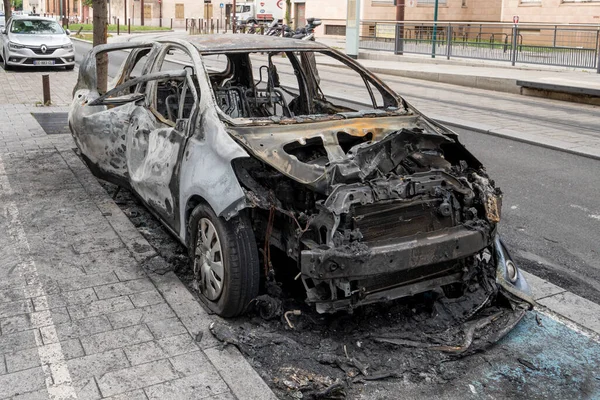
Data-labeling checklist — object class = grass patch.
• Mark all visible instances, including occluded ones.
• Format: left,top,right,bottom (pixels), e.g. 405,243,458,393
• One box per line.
69,23,171,33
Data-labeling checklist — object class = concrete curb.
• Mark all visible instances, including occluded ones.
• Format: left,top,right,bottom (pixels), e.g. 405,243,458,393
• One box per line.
319,58,522,94
61,149,278,400
368,66,521,94
433,115,600,162
522,271,600,340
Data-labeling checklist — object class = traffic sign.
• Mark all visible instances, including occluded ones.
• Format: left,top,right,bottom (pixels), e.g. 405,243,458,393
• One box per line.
513,15,519,24
220,2,224,8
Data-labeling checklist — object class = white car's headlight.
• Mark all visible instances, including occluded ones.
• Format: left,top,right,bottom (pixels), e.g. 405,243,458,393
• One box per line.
8,42,24,50
61,43,73,50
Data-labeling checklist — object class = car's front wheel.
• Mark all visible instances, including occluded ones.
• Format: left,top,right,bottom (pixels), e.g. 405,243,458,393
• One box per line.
2,50,12,70
188,203,259,317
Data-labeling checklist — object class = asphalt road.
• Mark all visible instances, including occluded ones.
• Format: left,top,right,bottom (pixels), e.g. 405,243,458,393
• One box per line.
453,128,600,304
73,38,600,303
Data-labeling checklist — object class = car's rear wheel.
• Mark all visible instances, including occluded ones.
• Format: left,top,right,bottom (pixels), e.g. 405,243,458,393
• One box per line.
188,203,259,317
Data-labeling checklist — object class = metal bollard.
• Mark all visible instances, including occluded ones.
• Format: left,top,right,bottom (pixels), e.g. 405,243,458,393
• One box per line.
117,18,120,35
171,18,173,30
42,75,51,105
128,19,131,34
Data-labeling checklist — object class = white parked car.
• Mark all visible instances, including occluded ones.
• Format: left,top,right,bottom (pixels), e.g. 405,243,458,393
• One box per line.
0,16,75,70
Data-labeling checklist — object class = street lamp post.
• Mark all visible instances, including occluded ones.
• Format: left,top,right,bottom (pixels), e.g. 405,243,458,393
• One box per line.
431,0,439,58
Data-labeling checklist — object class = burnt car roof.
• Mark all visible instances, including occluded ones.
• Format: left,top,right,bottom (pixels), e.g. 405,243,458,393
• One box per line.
185,34,329,53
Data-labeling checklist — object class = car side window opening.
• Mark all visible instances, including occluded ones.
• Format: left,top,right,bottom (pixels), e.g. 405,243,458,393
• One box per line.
209,51,305,119
209,50,397,121
152,46,198,127
111,46,155,94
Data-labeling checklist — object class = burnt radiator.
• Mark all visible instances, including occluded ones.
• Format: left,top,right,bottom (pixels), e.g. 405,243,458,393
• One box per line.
351,199,455,243
356,259,463,295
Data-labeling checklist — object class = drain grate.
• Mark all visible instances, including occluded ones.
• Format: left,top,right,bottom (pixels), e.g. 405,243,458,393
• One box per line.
31,112,70,135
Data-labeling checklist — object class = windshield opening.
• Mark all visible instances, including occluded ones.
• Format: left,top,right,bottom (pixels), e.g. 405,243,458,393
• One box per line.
202,50,401,124
10,19,64,34
235,5,251,13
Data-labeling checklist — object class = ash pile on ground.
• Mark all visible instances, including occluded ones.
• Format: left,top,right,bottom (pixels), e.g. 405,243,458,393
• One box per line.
102,183,523,399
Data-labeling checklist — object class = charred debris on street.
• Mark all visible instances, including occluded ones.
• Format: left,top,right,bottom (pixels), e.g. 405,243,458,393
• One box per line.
70,35,534,394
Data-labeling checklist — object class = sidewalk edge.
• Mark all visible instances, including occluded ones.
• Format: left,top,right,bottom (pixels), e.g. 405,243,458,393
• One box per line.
59,148,278,400
434,116,600,161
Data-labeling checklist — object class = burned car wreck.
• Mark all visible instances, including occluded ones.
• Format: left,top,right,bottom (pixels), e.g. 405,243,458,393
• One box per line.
69,35,532,327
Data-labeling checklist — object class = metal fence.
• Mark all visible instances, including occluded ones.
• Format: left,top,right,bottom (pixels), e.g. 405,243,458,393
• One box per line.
359,21,600,73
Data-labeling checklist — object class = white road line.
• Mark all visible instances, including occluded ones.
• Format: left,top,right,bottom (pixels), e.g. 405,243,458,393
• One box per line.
569,204,600,222
0,155,77,400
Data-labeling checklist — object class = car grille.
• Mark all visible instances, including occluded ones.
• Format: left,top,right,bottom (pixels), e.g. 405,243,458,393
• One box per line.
351,199,456,243
28,47,57,55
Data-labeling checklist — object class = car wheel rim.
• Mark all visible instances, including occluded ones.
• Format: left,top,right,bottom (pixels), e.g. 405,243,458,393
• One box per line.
194,218,224,301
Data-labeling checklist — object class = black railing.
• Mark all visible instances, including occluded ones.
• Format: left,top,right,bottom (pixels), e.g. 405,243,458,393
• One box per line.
360,21,600,73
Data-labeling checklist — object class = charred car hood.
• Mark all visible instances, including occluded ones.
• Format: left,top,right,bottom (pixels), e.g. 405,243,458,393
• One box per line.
229,115,481,194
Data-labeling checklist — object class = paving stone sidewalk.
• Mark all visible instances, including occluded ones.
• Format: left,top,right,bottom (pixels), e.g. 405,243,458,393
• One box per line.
0,104,275,398
0,68,75,106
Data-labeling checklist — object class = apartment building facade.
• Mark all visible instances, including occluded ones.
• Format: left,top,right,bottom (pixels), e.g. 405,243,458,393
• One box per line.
21,0,206,27
294,0,600,37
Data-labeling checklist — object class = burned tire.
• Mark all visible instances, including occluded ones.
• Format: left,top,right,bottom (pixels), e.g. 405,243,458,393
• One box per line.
188,203,259,317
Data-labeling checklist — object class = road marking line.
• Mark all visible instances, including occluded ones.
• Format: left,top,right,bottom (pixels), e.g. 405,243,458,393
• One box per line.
0,155,77,400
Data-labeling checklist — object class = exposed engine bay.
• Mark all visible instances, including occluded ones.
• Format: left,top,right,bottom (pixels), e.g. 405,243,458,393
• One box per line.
226,114,526,314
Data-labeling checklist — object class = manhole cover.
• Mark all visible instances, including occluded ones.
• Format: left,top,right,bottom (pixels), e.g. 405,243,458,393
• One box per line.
31,112,70,135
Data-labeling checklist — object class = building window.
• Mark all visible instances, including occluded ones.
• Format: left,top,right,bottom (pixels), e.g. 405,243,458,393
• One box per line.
175,3,185,19
325,25,346,36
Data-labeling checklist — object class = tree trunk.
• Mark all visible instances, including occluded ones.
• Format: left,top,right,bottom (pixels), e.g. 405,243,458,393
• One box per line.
92,0,108,93
3,0,11,21
285,0,291,26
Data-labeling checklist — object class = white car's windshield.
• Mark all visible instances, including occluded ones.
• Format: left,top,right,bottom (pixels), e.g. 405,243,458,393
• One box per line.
10,19,64,34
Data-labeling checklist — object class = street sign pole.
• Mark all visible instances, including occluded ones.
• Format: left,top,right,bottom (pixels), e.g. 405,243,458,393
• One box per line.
431,0,439,58
220,3,224,33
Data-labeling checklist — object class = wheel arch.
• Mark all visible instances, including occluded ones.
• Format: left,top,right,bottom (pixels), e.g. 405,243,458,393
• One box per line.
181,192,248,247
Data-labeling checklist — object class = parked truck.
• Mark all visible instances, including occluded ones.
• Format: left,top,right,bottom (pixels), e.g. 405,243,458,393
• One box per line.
233,0,284,25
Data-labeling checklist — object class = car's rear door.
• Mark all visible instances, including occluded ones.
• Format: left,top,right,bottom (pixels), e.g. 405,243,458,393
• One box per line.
70,43,159,186
124,44,199,232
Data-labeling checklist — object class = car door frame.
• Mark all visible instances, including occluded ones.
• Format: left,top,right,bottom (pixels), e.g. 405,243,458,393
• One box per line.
124,41,201,236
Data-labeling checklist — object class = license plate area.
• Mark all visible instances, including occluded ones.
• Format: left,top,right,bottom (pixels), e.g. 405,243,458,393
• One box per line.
33,60,55,66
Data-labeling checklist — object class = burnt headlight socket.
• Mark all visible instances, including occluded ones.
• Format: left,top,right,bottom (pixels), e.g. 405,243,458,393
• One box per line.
506,260,518,283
